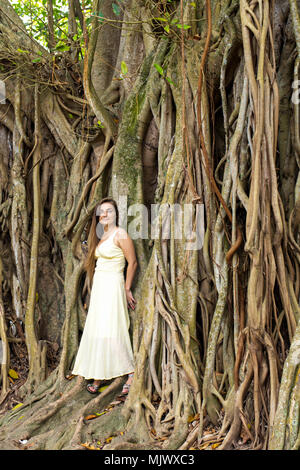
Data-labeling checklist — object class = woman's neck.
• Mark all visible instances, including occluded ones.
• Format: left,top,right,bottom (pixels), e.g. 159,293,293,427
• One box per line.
103,224,116,234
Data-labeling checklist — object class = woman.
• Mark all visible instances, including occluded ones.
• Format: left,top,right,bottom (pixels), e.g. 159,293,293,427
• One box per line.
72,197,137,394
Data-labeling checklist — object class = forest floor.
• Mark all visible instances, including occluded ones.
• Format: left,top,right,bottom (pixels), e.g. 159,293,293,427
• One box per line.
0,346,253,451
0,339,59,417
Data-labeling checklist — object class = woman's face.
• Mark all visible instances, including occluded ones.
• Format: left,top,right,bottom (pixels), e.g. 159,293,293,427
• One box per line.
98,202,116,226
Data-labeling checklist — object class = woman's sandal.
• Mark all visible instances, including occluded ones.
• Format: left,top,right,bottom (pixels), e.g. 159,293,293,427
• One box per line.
120,373,134,396
86,382,101,394
120,383,130,395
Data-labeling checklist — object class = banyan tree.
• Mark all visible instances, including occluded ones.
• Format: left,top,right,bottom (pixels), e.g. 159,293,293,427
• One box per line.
0,0,300,450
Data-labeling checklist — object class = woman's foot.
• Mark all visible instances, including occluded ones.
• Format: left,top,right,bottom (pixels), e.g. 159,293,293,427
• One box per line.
120,373,134,396
87,380,101,394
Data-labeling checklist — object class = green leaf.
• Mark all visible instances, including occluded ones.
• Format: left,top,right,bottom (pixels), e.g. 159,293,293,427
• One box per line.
17,49,30,54
153,17,168,22
163,24,170,33
121,61,128,75
112,2,121,16
154,63,164,76
166,76,175,86
176,23,191,29
32,58,42,63
55,41,70,52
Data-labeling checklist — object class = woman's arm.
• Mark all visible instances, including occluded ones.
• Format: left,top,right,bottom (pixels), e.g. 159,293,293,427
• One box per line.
115,228,138,309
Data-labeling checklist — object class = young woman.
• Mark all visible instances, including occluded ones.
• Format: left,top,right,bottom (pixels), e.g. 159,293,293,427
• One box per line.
72,197,137,394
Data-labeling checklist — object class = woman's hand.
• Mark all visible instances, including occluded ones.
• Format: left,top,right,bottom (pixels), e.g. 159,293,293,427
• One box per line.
126,289,136,310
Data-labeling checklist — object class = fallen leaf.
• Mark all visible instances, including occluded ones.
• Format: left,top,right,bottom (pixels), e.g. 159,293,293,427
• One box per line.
105,436,113,443
84,414,97,420
211,441,222,449
80,442,100,450
12,403,23,410
188,413,199,423
95,411,106,417
23,442,35,449
199,442,211,450
9,369,19,379
99,385,108,393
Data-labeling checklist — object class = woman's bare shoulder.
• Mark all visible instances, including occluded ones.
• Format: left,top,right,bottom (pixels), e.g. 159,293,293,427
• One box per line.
115,227,130,240
113,227,128,245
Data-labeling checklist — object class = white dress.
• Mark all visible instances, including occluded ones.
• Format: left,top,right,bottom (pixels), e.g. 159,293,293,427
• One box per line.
72,228,135,380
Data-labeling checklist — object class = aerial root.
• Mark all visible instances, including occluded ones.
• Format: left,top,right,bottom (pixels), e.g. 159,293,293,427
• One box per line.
69,377,123,448
17,376,85,440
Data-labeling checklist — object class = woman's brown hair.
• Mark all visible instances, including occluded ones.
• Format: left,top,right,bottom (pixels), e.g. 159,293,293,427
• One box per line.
84,197,119,283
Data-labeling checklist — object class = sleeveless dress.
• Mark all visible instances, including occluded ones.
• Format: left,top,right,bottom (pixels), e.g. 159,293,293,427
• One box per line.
72,227,135,380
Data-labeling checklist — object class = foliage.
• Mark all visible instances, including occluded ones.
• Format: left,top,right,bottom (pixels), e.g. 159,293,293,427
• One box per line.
10,0,92,50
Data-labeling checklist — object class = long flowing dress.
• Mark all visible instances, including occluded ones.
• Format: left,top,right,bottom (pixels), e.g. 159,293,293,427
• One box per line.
72,227,135,380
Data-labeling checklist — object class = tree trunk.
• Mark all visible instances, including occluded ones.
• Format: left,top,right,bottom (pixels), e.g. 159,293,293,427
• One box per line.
0,0,300,450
